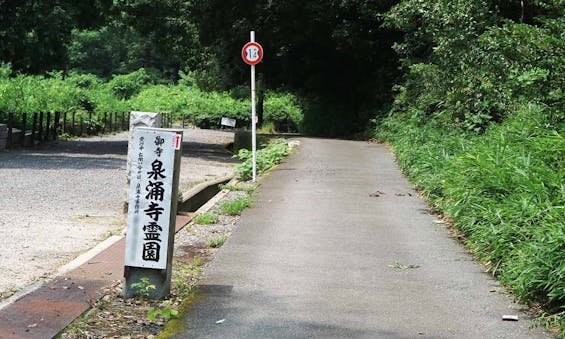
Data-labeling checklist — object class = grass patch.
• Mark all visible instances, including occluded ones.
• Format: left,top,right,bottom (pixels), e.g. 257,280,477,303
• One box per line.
219,196,253,216
208,236,227,248
194,213,219,225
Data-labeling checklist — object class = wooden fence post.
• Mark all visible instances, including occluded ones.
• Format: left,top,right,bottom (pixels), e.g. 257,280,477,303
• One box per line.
6,112,13,149
88,111,93,135
103,112,107,133
54,112,60,140
38,112,44,142
31,113,37,145
71,112,76,136
21,113,27,146
45,112,51,141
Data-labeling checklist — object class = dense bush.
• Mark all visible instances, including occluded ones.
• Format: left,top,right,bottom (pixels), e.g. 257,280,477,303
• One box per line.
379,0,564,333
264,91,303,132
0,66,304,133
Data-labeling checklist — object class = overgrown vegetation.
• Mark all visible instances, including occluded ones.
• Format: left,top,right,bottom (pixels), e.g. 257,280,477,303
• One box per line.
2,0,563,334
1,1,402,137
234,139,291,181
378,0,564,334
0,64,303,132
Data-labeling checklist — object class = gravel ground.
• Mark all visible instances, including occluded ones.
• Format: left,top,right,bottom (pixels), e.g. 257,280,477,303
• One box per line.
0,128,237,299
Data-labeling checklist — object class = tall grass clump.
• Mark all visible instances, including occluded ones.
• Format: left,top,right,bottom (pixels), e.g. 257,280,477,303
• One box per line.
379,0,564,333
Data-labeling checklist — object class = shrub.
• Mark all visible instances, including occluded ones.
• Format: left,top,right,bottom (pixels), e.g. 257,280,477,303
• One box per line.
107,68,154,99
264,91,303,132
234,139,290,181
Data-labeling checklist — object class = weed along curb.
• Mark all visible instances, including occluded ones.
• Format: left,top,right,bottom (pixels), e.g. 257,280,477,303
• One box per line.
0,177,238,339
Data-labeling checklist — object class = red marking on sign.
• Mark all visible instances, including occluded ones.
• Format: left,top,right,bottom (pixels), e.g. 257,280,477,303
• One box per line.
242,42,264,65
174,135,181,150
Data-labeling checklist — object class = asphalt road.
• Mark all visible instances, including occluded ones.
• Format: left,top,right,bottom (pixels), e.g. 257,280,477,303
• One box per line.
176,138,547,338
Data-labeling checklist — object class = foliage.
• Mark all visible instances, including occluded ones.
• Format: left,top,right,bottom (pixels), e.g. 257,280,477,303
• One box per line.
377,104,564,326
263,91,303,132
384,0,564,133
147,304,179,321
188,0,402,136
219,197,253,216
207,235,227,248
107,68,156,100
1,0,396,136
194,213,219,225
379,0,564,332
68,24,149,78
0,68,303,133
130,277,156,299
234,139,290,181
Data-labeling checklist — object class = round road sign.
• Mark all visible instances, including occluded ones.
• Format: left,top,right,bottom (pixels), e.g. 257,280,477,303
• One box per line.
242,42,263,65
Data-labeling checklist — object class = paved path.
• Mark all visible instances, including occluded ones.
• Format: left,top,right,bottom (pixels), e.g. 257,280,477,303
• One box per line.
176,138,547,338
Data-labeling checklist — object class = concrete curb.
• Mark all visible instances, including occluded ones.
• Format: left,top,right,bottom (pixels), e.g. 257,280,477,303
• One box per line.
178,176,233,213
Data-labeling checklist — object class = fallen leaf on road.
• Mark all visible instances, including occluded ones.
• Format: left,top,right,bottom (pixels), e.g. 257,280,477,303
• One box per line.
388,262,420,270
369,190,386,197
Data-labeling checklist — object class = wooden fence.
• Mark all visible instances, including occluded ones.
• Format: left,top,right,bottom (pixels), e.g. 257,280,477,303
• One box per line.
1,112,174,150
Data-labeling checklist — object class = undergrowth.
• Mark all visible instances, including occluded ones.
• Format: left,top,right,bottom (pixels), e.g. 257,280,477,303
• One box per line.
377,104,564,334
234,139,290,181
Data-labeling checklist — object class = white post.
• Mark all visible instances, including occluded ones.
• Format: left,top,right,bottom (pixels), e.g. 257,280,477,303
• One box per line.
250,31,257,182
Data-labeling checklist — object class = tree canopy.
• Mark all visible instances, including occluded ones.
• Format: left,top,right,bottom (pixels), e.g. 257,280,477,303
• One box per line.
0,0,563,136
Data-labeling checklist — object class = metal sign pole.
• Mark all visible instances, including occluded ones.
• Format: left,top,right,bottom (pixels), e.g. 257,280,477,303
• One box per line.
250,31,257,182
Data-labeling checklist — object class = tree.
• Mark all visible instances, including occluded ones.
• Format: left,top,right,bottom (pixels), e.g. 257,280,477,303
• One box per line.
191,0,402,135
0,0,112,74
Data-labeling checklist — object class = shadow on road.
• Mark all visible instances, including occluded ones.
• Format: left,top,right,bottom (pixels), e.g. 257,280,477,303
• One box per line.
0,139,239,170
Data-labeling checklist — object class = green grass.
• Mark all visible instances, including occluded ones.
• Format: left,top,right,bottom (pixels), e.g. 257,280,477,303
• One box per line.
219,196,253,216
377,103,564,334
208,236,227,248
194,213,219,225
234,139,290,181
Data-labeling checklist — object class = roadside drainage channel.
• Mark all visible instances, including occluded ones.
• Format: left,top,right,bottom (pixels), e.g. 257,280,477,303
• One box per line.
0,176,233,339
